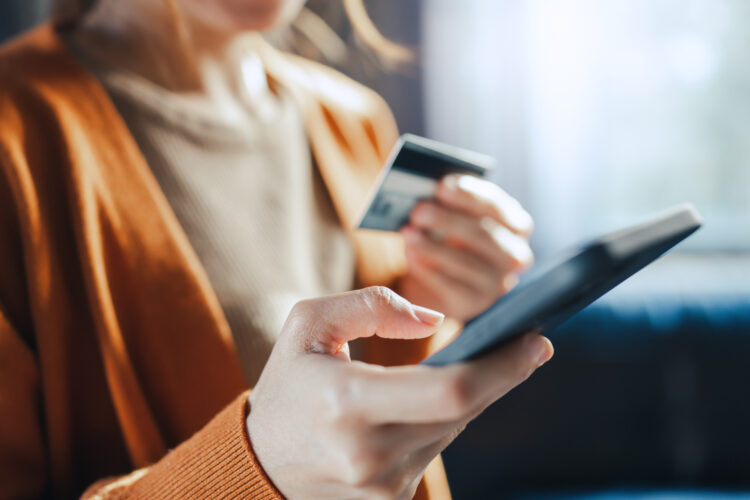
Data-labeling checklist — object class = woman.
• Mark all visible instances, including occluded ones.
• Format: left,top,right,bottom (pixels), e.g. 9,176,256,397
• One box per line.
0,0,552,498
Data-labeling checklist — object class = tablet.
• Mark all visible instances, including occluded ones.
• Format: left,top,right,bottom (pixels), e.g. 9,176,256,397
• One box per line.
422,204,703,366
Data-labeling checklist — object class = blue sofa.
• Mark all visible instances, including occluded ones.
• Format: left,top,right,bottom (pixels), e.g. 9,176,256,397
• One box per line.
442,255,750,499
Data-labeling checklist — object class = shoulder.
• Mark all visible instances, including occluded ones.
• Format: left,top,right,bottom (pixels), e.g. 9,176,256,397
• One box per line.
283,53,389,117
0,23,81,108
0,24,89,221
263,47,399,161
0,26,62,183
0,24,115,252
0,23,120,180
0,23,114,139
0,25,79,201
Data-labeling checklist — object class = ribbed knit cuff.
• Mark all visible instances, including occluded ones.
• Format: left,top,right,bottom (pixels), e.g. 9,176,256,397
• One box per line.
123,391,282,499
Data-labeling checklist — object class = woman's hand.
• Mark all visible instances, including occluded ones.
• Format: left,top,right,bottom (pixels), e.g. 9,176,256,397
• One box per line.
248,287,553,500
398,175,534,321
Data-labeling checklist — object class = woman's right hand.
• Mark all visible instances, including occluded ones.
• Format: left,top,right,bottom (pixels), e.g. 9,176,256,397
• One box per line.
248,287,553,500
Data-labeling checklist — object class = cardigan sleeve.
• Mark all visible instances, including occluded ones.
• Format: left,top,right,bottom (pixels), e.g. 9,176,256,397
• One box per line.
0,124,282,500
0,121,47,498
0,318,281,500
0,307,46,499
81,393,282,499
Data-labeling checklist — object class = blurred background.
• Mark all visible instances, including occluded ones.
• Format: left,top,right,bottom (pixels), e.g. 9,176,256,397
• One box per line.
3,1,749,498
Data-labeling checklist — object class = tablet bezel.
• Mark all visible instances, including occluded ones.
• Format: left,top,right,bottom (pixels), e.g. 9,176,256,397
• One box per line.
422,205,702,366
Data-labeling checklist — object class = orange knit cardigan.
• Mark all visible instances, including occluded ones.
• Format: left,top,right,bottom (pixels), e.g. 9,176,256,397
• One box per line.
0,24,451,499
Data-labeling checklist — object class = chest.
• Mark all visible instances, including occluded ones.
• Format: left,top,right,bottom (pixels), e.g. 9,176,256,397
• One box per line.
106,86,356,383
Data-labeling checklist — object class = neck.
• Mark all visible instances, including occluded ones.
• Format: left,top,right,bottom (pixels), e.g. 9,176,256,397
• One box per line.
74,0,260,93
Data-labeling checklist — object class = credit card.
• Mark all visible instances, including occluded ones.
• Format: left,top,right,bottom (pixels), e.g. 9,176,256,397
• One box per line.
357,134,493,232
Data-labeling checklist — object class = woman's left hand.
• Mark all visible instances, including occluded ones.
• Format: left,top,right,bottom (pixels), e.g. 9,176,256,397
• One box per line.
398,174,534,321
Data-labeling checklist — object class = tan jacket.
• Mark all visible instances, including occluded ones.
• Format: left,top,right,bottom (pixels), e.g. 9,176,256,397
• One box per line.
0,24,450,499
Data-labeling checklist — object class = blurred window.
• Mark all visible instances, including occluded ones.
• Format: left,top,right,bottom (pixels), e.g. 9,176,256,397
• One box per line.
423,0,750,256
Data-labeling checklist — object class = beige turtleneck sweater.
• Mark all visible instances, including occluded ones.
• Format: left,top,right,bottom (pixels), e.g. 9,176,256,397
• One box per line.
70,43,356,386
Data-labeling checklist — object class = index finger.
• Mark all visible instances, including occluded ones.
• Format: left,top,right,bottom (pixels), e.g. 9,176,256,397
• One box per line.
436,175,534,236
284,287,444,357
348,332,553,424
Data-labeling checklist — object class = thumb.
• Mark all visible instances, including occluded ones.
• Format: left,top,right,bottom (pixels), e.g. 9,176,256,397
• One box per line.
283,286,444,356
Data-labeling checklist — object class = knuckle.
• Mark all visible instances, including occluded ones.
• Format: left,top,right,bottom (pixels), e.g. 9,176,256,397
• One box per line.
411,201,435,225
362,286,395,311
338,434,393,488
411,245,438,270
322,390,347,425
408,239,427,258
483,221,534,270
323,377,359,425
288,298,315,321
439,373,475,418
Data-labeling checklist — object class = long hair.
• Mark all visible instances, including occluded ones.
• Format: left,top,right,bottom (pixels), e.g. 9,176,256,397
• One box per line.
51,0,412,66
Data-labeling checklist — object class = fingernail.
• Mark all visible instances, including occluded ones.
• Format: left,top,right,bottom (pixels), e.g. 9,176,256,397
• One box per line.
412,304,445,326
517,209,535,235
530,336,553,367
505,233,534,270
